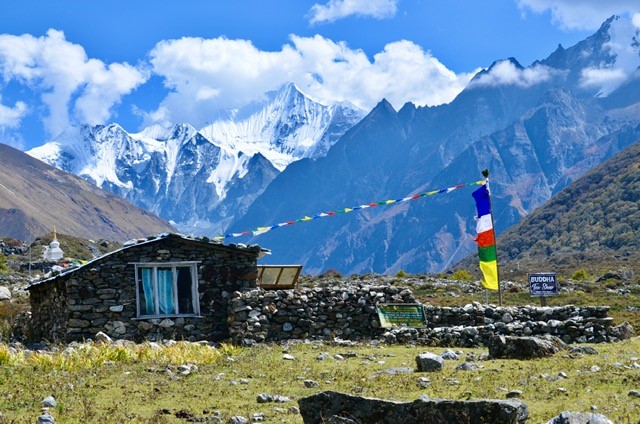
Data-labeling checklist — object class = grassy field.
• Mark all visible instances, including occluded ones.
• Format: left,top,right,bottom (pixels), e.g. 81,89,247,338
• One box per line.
0,273,638,423
0,338,638,423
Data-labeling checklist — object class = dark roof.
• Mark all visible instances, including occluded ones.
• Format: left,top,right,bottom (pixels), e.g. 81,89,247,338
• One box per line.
27,232,269,289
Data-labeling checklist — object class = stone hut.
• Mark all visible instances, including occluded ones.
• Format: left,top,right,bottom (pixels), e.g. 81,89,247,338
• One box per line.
27,233,267,343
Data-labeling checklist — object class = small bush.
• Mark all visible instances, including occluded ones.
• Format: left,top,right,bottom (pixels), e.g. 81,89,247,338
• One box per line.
396,270,408,278
0,319,12,342
0,345,12,366
450,269,473,281
571,269,591,281
320,269,342,279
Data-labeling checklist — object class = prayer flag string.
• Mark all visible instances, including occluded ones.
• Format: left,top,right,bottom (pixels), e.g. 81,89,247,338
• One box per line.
213,180,485,241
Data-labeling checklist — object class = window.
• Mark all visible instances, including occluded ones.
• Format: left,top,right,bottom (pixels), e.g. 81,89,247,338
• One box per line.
133,262,200,317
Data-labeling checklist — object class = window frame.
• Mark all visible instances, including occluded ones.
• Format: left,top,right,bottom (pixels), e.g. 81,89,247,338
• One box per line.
131,261,201,318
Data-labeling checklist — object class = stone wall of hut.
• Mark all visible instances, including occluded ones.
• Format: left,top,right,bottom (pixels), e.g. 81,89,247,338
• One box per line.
29,279,68,342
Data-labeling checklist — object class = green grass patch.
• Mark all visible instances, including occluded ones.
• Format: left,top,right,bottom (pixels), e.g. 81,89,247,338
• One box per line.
0,339,638,423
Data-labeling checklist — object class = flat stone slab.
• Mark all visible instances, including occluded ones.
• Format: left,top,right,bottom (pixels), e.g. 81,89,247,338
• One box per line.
298,390,528,424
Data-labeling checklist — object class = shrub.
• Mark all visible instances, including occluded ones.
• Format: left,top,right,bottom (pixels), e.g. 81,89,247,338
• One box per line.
0,345,13,366
571,269,591,281
450,269,473,281
0,253,6,273
396,270,408,278
320,269,342,279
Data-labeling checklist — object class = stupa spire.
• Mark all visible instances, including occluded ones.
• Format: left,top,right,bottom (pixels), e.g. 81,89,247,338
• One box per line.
43,226,64,261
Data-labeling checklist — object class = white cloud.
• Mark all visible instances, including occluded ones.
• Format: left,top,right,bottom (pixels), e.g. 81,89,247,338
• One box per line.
0,29,147,136
634,13,640,28
470,60,563,88
0,129,25,150
579,16,640,96
0,97,27,128
0,95,27,149
517,0,640,30
308,0,398,24
74,61,150,125
147,35,475,127
580,68,628,96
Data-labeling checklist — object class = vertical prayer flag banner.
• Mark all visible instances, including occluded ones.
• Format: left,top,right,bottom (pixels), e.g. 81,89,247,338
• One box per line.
472,184,499,290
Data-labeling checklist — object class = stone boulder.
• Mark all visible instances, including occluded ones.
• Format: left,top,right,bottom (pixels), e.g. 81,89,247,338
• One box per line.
37,414,55,424
298,391,528,424
0,286,11,301
546,411,613,423
415,352,444,372
94,331,113,344
489,335,566,360
610,322,634,340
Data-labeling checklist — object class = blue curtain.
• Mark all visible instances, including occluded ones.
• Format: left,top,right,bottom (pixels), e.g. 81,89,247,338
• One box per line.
157,268,175,314
141,267,154,315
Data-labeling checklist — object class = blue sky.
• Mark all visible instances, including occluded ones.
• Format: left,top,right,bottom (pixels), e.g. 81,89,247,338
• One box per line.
0,0,638,150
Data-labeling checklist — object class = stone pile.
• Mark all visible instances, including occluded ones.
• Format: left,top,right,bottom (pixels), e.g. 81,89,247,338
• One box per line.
228,284,631,346
0,240,27,256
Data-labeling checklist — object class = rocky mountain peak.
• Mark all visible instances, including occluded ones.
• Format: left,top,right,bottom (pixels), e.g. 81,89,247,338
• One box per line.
28,83,364,234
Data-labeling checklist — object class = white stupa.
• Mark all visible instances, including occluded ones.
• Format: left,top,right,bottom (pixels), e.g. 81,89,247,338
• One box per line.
42,227,64,261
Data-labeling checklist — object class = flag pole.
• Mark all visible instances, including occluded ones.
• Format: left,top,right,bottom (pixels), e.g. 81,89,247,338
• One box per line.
482,169,502,306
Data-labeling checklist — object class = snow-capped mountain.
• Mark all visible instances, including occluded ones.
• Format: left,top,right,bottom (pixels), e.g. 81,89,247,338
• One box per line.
229,15,640,274
203,83,364,170
27,84,365,234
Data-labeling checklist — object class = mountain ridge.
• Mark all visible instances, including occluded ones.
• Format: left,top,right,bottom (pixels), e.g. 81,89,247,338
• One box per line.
227,15,640,274
27,84,365,233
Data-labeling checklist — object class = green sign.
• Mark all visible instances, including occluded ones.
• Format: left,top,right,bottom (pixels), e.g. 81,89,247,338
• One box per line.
376,303,426,328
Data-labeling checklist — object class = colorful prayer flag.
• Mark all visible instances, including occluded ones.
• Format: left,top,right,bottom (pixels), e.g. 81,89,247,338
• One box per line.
472,183,499,290
214,179,484,241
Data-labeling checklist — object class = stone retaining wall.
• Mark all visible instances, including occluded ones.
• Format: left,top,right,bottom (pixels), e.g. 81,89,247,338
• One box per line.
228,284,416,343
228,284,622,346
